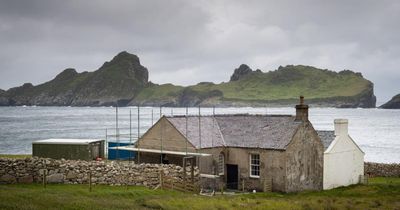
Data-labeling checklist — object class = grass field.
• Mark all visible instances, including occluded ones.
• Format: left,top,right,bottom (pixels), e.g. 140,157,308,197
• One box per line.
0,177,399,210
0,154,31,159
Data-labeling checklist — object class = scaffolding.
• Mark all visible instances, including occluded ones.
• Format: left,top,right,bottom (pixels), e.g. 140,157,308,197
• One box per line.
106,105,247,193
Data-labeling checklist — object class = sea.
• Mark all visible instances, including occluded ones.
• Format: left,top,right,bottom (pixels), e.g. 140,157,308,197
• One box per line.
0,106,399,163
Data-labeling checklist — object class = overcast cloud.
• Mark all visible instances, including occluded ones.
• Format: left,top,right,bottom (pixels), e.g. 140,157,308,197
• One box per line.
0,0,399,103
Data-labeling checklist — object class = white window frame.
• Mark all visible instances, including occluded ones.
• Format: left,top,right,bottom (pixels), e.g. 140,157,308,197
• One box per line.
218,153,224,175
249,153,260,178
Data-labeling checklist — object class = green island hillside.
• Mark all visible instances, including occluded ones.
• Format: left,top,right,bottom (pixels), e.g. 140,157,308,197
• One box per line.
133,64,376,108
1,51,376,108
4,51,148,106
380,94,400,109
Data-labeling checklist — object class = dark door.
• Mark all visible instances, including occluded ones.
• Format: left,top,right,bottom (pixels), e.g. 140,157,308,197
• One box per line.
226,164,238,189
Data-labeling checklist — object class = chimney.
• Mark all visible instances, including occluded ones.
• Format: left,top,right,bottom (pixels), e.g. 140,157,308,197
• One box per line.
334,119,348,136
295,96,309,121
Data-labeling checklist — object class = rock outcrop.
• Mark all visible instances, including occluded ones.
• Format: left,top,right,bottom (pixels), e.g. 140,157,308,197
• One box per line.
380,94,400,109
230,64,254,81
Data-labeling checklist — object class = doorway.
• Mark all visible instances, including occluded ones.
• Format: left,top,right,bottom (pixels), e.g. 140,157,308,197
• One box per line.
226,164,238,189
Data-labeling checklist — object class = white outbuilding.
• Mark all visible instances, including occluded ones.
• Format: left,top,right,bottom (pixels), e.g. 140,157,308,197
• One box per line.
317,119,365,190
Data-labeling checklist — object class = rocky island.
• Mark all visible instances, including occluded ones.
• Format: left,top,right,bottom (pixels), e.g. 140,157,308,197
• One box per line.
380,94,400,109
0,51,376,108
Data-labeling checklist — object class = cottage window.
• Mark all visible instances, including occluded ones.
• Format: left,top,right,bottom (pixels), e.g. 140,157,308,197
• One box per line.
218,153,224,175
250,154,260,178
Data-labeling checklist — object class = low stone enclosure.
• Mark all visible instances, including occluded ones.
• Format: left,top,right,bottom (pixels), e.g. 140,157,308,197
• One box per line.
364,162,400,177
0,158,398,189
0,157,199,189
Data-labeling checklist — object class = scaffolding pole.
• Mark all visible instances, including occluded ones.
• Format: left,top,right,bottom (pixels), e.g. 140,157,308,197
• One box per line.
160,109,164,164
212,106,216,189
198,106,201,170
116,105,119,160
185,107,188,156
151,108,154,125
198,106,201,148
129,109,132,162
105,128,108,159
137,105,140,164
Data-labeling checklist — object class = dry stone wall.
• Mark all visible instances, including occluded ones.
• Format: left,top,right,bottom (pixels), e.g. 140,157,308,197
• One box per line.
0,157,199,187
365,162,400,177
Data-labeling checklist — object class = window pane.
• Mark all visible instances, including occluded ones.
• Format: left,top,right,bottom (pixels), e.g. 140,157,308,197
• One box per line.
250,154,260,176
218,153,224,174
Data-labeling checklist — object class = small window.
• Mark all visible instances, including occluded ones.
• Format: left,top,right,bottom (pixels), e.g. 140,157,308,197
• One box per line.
250,154,260,178
218,153,224,175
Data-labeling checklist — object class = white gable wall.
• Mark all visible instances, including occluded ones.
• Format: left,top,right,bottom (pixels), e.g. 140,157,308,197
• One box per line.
323,119,364,190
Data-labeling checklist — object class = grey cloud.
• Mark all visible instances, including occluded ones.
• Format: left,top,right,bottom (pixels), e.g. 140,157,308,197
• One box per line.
0,0,399,103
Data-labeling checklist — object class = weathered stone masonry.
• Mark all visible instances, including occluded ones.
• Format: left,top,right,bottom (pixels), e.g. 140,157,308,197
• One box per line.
0,157,199,187
364,162,400,177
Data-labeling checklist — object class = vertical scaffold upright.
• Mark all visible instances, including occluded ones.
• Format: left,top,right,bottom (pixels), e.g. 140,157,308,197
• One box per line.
137,106,140,163
116,105,119,160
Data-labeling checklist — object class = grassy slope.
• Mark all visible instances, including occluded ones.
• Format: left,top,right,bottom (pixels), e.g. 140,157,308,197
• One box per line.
135,83,184,102
193,66,370,101
0,177,399,210
136,65,371,104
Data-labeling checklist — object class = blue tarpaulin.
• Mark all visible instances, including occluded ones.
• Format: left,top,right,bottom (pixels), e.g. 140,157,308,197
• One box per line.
108,142,136,160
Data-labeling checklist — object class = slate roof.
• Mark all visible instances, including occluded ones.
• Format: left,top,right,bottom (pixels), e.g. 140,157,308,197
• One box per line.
166,114,302,150
316,130,336,150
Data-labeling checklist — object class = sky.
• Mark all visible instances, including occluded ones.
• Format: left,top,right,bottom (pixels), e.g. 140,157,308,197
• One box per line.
0,0,399,103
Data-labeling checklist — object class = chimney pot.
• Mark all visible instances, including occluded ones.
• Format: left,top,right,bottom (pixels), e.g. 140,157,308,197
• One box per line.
295,96,309,121
334,119,348,136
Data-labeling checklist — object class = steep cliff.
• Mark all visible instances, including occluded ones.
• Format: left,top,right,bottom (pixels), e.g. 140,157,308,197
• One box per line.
380,94,400,109
0,89,8,106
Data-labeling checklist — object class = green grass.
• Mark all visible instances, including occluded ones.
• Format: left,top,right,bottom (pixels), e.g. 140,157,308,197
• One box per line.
135,83,184,101
0,178,399,210
0,154,31,159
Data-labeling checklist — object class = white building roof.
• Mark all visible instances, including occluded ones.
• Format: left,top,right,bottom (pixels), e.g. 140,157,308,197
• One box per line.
32,139,103,145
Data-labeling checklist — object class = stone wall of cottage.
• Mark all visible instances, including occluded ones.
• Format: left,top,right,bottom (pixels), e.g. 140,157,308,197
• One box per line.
0,157,199,187
364,162,400,177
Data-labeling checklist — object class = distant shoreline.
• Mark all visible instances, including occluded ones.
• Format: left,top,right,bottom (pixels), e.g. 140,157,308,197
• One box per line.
0,105,389,109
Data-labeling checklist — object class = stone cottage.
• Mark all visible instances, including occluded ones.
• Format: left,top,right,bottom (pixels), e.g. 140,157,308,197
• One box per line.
134,97,324,192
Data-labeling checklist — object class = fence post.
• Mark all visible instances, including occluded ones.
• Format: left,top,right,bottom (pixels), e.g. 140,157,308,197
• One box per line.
89,170,92,192
190,159,194,184
159,169,163,189
183,158,186,183
42,170,47,189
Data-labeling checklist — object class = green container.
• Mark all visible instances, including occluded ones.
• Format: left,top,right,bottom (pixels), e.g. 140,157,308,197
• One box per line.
32,139,105,160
